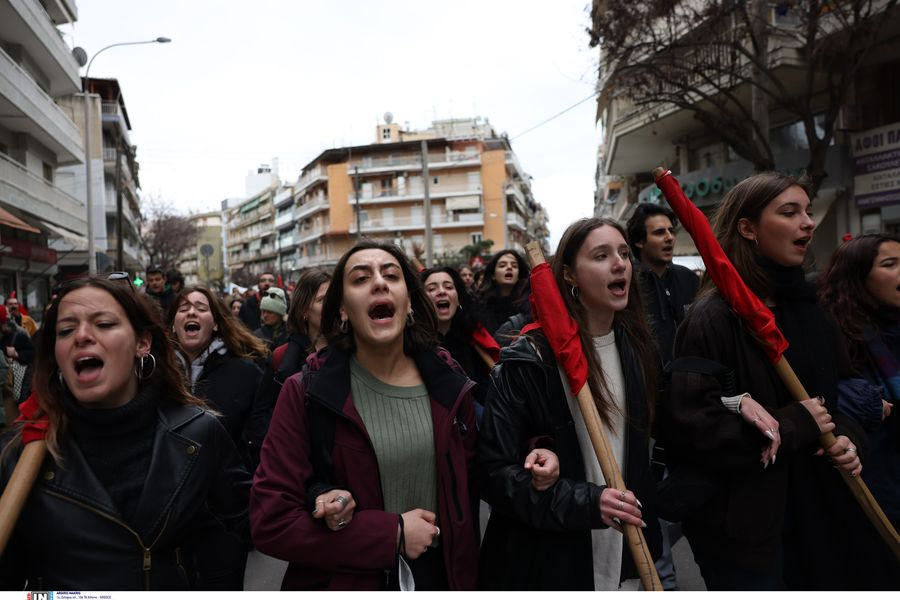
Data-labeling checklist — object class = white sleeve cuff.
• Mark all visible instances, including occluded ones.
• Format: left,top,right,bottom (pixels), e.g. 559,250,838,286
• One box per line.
720,393,748,414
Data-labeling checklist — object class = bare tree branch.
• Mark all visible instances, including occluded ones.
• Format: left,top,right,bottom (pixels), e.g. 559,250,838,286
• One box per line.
139,195,199,271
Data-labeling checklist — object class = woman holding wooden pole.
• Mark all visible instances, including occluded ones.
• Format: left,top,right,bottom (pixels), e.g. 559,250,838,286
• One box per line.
477,218,662,590
658,172,890,590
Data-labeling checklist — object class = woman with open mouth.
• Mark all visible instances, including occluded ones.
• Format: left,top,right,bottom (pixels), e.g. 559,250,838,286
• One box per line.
169,285,269,589
658,173,876,590
0,277,250,590
420,266,499,426
169,286,269,470
476,249,532,343
477,218,662,590
250,241,480,590
821,234,900,589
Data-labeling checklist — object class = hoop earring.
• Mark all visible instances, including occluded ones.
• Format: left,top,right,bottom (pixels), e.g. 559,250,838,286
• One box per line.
339,319,349,334
570,286,580,300
135,353,157,380
407,311,415,326
58,370,65,388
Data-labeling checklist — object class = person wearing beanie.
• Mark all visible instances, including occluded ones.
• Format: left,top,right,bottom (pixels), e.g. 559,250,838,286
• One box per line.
253,287,288,350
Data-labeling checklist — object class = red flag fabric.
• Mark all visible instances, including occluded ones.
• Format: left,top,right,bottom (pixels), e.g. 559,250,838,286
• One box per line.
15,393,49,445
655,170,789,364
528,262,590,394
470,323,501,364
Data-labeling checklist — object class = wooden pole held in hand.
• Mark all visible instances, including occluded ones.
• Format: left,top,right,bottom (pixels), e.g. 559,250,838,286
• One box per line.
0,440,47,554
773,358,900,562
524,241,663,590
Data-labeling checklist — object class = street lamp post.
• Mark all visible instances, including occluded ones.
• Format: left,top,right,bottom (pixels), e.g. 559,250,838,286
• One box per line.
84,37,170,276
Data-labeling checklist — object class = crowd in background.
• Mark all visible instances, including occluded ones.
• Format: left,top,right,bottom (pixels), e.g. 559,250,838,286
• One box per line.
0,172,898,591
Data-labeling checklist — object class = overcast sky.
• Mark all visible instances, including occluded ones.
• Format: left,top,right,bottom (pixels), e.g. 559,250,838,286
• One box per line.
64,0,600,248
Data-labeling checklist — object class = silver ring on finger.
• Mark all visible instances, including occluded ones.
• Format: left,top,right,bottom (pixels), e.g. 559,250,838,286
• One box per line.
336,518,347,530
335,495,349,507
845,447,857,454
618,500,624,511
619,490,626,501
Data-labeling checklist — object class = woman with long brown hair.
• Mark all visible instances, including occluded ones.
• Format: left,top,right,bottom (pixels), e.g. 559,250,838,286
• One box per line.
271,269,331,385
0,277,250,590
250,241,479,590
821,235,900,540
169,286,269,468
659,173,879,590
477,217,662,590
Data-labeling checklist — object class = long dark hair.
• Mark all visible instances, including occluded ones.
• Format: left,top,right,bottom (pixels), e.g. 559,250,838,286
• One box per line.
168,286,269,360
706,172,811,298
552,218,659,429
11,278,204,462
420,266,480,339
821,234,900,365
321,241,439,354
287,270,331,335
477,249,531,303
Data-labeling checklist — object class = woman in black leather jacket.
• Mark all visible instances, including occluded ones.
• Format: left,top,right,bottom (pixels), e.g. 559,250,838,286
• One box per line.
0,277,250,590
477,218,662,590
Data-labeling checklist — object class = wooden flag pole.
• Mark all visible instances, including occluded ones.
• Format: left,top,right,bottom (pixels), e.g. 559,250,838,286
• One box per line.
773,358,900,562
0,440,46,554
525,242,663,591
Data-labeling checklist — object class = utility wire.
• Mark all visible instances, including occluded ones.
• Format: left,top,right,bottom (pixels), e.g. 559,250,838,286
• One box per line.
511,91,598,140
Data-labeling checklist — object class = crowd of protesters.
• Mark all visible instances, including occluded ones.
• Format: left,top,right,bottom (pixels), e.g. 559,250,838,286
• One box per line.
0,171,898,591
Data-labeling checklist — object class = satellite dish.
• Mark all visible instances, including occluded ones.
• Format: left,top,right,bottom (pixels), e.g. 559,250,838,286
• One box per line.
383,112,394,124
72,47,88,67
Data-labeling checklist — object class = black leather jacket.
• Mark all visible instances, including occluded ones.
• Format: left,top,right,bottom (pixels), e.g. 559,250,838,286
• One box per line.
0,401,251,590
477,328,661,590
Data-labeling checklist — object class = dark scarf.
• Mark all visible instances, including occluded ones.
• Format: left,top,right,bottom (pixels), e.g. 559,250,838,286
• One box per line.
756,256,838,405
62,381,159,524
863,309,900,403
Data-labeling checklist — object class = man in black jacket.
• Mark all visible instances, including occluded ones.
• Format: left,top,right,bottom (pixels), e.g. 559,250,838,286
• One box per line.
626,204,699,368
626,203,700,590
144,265,176,316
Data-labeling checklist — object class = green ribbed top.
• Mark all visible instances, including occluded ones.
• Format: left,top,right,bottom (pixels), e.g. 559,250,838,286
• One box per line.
350,357,438,515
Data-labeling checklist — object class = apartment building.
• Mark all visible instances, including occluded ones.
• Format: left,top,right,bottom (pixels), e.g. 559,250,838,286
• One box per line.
253,116,549,280
224,182,281,285
57,77,145,275
594,1,900,262
0,0,84,313
177,211,224,289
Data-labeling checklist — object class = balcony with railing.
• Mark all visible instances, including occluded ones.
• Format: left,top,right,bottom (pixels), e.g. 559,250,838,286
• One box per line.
506,211,527,230
0,151,85,233
297,249,343,270
358,183,481,205
275,209,294,229
296,224,328,244
351,150,480,175
5,0,82,94
296,167,327,193
101,102,132,146
295,195,329,219
0,46,83,162
350,212,483,234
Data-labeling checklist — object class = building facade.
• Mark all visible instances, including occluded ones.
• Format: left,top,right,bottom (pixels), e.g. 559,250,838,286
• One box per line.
594,1,900,265
57,77,145,275
0,0,84,315
230,116,549,282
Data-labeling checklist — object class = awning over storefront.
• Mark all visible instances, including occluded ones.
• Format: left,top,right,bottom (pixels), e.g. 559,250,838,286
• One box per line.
40,220,87,248
0,207,40,234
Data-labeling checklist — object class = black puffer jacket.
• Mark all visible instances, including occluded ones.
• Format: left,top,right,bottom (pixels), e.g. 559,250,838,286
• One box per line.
477,328,661,590
190,348,268,470
0,401,251,590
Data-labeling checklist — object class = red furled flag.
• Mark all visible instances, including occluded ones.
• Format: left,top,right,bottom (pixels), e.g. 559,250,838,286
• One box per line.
470,323,501,364
15,393,48,444
527,262,589,394
655,169,788,364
